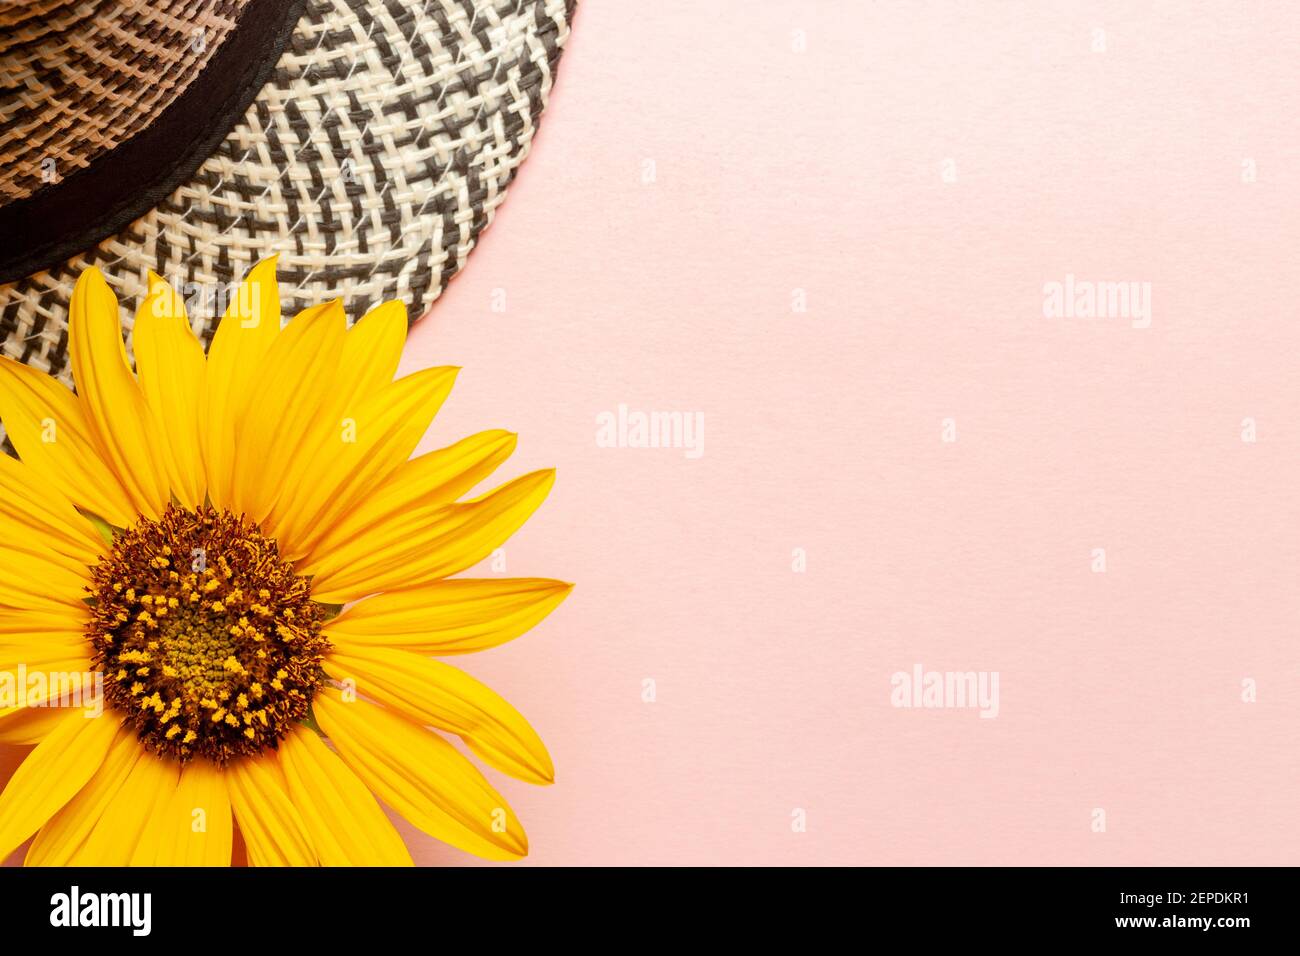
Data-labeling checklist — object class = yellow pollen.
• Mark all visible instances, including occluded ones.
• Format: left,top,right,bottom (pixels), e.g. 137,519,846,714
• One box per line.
86,505,329,764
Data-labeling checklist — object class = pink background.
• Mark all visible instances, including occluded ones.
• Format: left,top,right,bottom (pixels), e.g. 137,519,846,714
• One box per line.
398,0,1300,865
8,0,1300,865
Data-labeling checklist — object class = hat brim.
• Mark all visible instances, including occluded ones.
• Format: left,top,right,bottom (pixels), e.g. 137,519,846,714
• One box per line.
0,0,575,380
0,0,309,285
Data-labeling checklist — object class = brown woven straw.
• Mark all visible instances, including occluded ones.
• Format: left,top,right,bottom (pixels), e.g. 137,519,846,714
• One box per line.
0,0,575,391
0,1,250,205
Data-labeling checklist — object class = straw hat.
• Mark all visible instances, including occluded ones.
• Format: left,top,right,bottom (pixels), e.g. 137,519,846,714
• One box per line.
0,0,575,382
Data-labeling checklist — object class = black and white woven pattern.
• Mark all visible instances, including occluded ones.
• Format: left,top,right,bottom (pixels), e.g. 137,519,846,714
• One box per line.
0,0,574,383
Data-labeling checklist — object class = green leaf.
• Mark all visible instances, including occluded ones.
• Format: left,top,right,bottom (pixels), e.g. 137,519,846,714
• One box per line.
300,707,324,737
315,602,345,621
81,510,120,547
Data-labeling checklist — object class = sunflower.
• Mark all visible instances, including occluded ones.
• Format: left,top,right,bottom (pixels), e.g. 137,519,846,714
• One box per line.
0,259,569,865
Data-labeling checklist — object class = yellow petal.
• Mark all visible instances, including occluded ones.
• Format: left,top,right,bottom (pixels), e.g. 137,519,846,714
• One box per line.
227,753,316,866
308,469,555,603
0,704,74,745
0,647,93,720
151,759,232,866
70,747,177,865
26,727,142,865
326,647,554,785
278,725,412,866
257,299,406,538
0,356,136,526
313,686,528,861
0,453,102,564
0,709,120,860
0,629,86,654
298,430,516,568
332,299,407,411
266,366,458,559
0,519,94,612
133,271,207,508
324,578,572,655
0,607,84,635
201,256,281,509
68,267,170,517
226,300,345,523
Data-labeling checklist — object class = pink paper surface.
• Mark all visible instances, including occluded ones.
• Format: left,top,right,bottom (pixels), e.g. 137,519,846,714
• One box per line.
395,1,1300,865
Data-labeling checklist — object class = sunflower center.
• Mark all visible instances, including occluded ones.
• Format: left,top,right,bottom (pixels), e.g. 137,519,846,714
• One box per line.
86,505,330,764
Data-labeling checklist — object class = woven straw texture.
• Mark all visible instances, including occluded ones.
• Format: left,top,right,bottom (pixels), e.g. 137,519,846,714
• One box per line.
0,0,574,385
0,0,250,204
